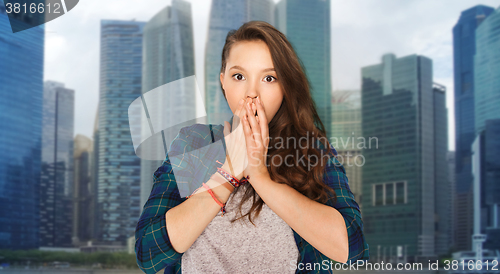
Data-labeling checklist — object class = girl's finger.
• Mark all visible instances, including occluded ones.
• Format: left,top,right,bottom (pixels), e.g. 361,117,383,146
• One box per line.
242,113,255,148
245,102,263,148
251,102,257,117
256,97,268,142
245,102,261,134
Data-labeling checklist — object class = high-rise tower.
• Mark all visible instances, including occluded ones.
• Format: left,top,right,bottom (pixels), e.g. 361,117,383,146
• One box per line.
97,20,146,245
0,3,45,249
452,5,494,251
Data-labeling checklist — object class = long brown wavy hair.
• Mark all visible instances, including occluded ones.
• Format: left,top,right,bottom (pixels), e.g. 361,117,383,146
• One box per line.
220,21,337,226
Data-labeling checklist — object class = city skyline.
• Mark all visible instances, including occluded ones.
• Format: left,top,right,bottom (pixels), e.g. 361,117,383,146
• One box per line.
42,0,500,152
0,0,499,266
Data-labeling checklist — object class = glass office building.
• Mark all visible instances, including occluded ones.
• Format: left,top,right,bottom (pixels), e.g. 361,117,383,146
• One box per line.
73,134,93,245
275,0,331,137
39,81,75,247
0,3,44,249
330,90,363,208
433,83,452,256
98,20,146,245
474,6,500,134
471,119,500,251
204,0,273,122
452,5,494,251
140,0,196,208
473,6,500,251
91,106,100,242
361,54,448,261
447,151,456,250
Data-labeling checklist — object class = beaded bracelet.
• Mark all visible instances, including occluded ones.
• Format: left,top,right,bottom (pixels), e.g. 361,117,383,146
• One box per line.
184,159,251,217
202,182,226,216
210,173,235,191
215,160,250,188
185,166,237,198
185,183,227,216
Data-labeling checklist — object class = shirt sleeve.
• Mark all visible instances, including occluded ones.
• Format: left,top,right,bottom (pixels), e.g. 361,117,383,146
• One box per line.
323,146,370,264
135,126,192,274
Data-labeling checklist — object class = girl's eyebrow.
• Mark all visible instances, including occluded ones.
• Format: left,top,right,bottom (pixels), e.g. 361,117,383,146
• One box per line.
229,65,275,73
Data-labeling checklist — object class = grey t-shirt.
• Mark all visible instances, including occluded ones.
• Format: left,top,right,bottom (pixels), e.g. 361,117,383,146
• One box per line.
181,183,300,273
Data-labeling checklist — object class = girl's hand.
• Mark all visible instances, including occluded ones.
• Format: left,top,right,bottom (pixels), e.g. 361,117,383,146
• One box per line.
221,98,248,181
242,96,270,182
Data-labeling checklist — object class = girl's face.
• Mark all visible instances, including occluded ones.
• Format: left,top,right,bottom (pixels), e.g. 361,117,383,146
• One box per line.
220,40,284,124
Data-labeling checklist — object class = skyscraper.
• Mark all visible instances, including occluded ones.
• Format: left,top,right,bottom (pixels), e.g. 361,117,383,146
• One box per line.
452,5,494,251
0,4,44,250
204,0,274,122
275,0,331,136
73,134,93,246
474,6,500,134
361,53,447,261
471,119,500,252
473,6,500,251
90,105,100,243
330,90,363,207
98,20,146,245
140,0,196,209
433,83,452,256
447,151,456,250
39,81,75,248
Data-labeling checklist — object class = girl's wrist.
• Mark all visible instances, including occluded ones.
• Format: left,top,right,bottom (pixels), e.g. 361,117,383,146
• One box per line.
205,179,232,204
211,172,235,192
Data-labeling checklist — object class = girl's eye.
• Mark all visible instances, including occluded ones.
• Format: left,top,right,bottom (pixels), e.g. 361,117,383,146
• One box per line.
264,75,277,83
232,73,245,81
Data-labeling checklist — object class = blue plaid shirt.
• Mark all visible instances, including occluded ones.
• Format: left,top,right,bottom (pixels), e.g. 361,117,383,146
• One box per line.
135,123,369,273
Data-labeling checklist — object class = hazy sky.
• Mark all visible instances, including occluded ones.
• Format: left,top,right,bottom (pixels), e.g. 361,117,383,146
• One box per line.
43,0,500,151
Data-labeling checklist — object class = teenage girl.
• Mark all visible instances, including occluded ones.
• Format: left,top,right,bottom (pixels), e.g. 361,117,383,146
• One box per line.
135,20,369,274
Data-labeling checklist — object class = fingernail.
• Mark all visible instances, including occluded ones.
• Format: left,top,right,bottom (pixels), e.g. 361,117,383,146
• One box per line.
257,97,261,104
